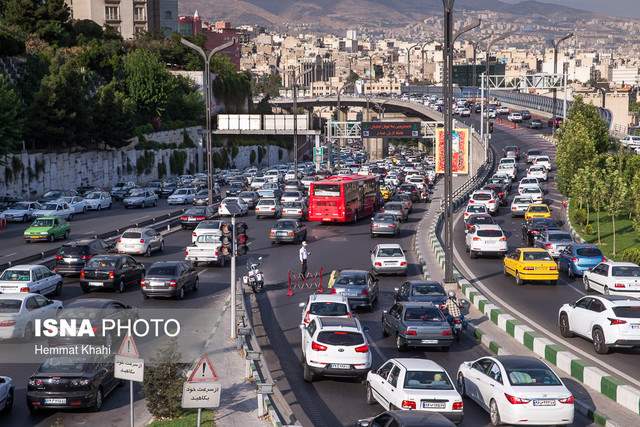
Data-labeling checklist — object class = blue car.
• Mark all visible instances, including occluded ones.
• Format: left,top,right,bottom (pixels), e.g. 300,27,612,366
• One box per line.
557,244,605,279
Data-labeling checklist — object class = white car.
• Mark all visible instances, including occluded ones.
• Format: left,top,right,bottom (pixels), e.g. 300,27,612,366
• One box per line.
497,106,510,115
255,198,281,218
301,317,371,382
519,186,544,204
32,202,74,221
518,177,542,194
191,220,228,243
583,261,640,297
371,244,408,275
508,112,523,122
486,109,497,119
284,170,300,182
510,195,534,217
498,157,517,170
281,191,304,203
465,224,508,258
0,375,14,412
457,356,574,426
298,293,351,327
116,227,164,256
58,196,88,214
559,295,640,354
1,201,41,222
527,165,548,181
83,191,112,210
533,156,552,171
250,176,267,190
167,188,197,205
468,190,498,214
0,293,62,339
366,358,463,423
497,163,516,180
0,265,63,296
218,197,248,216
464,203,489,220
620,135,640,148
264,170,281,183
459,108,471,117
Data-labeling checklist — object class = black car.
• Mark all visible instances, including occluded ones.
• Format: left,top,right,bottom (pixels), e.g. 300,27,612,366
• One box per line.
180,206,217,229
54,239,114,276
159,181,177,198
269,219,307,244
80,255,145,293
520,110,532,120
482,183,507,205
27,355,120,413
141,261,198,299
192,189,222,207
394,280,447,307
225,182,245,197
358,411,455,427
521,218,562,246
331,270,379,311
397,184,420,202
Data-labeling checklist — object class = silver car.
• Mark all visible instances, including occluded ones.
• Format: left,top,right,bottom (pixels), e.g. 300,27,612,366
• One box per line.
370,213,400,237
1,201,41,222
382,202,408,222
534,230,574,258
123,188,158,208
510,195,533,217
255,198,282,219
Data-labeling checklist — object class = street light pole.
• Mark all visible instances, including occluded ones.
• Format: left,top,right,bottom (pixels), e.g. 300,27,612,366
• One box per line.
407,43,420,84
552,32,573,123
483,31,511,137
442,0,455,284
180,37,236,205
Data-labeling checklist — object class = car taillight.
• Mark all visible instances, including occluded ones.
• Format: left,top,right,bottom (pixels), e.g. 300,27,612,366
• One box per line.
559,395,575,404
489,199,495,203
472,237,481,241
141,280,149,287
139,239,145,244
355,345,369,353
303,311,310,324
452,401,464,410
180,216,188,221
288,231,294,236
192,232,197,237
400,261,407,266
346,312,352,318
442,329,452,336
374,262,382,267
505,393,530,404
468,200,474,204
55,255,63,261
184,250,189,256
19,287,30,293
571,257,578,263
531,230,539,235
311,341,327,351
79,271,85,279
389,224,396,228
401,400,416,410
609,318,627,325
544,243,553,249
108,271,115,280
549,266,557,270
602,257,607,262
195,216,205,221
523,266,534,271
168,280,177,288
330,287,337,294
404,329,417,336
499,236,507,241
0,320,16,327
361,288,369,296
614,283,626,288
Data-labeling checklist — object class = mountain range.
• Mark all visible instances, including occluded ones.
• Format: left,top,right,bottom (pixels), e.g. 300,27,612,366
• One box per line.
180,0,597,31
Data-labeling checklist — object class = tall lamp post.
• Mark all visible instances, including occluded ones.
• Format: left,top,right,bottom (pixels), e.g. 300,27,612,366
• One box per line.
482,31,512,138
407,43,421,84
552,32,574,122
470,35,491,87
180,37,236,205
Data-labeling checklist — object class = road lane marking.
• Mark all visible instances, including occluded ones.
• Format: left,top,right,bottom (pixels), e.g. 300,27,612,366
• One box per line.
2,252,16,258
365,332,386,363
451,196,640,389
132,215,150,221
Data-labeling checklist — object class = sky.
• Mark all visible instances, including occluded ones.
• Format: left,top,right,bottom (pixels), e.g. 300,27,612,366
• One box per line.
503,0,640,18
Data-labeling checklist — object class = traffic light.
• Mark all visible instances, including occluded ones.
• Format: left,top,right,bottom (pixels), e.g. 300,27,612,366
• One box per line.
235,222,248,256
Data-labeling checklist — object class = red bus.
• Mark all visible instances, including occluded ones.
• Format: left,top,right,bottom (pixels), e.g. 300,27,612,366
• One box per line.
308,175,379,223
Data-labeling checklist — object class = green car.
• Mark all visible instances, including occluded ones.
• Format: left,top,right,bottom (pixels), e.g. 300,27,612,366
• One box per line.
24,216,70,242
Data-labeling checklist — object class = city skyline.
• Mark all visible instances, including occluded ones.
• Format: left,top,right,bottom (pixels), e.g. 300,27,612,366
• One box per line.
503,0,640,18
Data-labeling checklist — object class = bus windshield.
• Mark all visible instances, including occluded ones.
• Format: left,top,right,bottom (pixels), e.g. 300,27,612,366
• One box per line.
312,184,341,197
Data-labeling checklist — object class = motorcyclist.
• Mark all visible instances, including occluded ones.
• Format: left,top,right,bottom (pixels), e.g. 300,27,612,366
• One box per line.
444,291,462,320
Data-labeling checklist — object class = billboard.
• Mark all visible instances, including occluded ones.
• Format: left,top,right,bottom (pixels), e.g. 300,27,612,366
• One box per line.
361,122,420,138
435,128,469,175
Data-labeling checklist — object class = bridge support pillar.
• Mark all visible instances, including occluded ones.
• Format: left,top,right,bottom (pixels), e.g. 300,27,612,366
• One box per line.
418,140,426,152
364,138,388,161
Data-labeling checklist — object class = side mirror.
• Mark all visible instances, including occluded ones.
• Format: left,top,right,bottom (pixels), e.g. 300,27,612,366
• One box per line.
258,257,263,261
393,287,399,292
299,324,305,330
461,299,470,306
298,302,306,308
357,420,371,427
383,310,388,315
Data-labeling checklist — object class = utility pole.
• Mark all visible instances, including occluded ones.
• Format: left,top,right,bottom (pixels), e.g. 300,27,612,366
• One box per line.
180,37,236,205
552,32,574,125
483,31,511,138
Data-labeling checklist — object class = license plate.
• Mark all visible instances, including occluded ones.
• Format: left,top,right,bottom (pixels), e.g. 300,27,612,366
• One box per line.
631,324,640,329
533,399,556,406
44,398,66,405
88,281,103,287
188,217,196,221
421,340,438,344
149,281,164,287
330,364,350,369
422,402,446,409
277,231,288,236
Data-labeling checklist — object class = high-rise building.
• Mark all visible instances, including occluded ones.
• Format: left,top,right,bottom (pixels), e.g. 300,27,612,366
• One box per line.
178,10,202,36
147,0,178,36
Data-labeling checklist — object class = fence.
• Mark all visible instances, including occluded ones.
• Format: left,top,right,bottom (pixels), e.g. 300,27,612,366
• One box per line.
287,268,325,296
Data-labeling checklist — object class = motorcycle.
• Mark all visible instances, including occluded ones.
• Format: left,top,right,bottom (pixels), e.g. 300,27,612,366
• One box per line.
242,257,264,293
451,316,464,342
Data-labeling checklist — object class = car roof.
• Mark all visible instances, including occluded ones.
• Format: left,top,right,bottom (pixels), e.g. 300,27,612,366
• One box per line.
393,358,445,371
376,243,402,249
605,261,639,267
407,280,443,287
473,224,502,231
399,301,439,309
308,294,348,303
65,298,119,308
495,355,549,370
32,216,60,220
519,247,548,253
4,265,40,271
122,227,151,233
317,316,360,329
0,293,39,300
339,269,368,276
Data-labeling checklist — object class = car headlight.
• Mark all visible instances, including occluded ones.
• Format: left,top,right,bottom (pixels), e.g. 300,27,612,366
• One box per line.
40,231,49,235
71,378,91,386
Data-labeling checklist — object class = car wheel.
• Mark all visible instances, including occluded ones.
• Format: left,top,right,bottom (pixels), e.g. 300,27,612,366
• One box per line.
366,384,376,405
81,285,90,293
604,286,611,296
22,214,28,223
142,292,149,300
469,250,477,259
193,278,199,291
177,287,185,300
145,246,152,257
160,241,164,252
457,373,466,397
567,265,576,280
2,389,13,413
92,388,103,412
68,214,74,221
381,321,389,337
559,313,574,338
83,207,87,213
48,234,55,242
503,265,509,276
593,328,610,354
117,280,125,293
490,399,502,426
23,323,34,341
108,203,112,210
583,276,591,292
515,272,523,286
54,281,62,296
396,334,408,352
303,363,315,383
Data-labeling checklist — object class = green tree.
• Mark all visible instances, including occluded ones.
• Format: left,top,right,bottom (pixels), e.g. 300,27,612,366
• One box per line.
253,73,281,97
604,158,628,255
143,339,187,419
2,0,73,46
591,168,608,244
630,172,640,233
571,166,592,225
0,74,24,159
123,49,176,122
92,80,135,147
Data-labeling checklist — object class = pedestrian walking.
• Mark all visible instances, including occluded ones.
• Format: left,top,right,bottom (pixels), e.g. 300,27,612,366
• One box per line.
299,241,309,277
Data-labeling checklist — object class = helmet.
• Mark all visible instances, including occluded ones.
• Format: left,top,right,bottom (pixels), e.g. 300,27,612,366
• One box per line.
448,291,456,299
302,241,307,246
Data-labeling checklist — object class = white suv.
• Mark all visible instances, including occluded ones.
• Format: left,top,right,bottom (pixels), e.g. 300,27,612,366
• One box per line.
533,155,552,171
465,224,508,259
468,190,498,214
298,294,351,327
301,317,371,382
559,295,640,354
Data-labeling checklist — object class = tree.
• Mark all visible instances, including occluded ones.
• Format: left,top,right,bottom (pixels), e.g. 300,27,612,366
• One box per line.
92,80,135,147
0,74,24,159
143,339,187,419
2,0,73,46
591,168,608,244
604,158,628,255
571,166,593,225
253,73,281,98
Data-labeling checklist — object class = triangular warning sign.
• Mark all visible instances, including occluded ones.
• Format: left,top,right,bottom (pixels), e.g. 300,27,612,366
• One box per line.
116,335,140,358
187,354,218,383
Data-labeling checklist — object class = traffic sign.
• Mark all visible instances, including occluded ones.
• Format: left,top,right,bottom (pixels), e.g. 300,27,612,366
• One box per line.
115,355,144,382
116,335,140,358
187,354,218,383
361,121,420,138
181,381,222,409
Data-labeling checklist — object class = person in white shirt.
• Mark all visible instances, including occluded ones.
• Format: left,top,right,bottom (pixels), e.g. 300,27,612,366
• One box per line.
299,241,309,276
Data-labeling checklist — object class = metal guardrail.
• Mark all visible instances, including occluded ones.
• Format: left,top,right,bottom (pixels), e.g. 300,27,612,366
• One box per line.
0,209,188,271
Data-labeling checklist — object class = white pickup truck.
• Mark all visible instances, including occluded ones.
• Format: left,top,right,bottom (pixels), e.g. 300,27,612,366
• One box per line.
184,233,230,267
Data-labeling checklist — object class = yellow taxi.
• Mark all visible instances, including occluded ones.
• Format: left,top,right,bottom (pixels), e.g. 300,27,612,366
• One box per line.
524,203,552,220
503,247,558,285
380,186,393,201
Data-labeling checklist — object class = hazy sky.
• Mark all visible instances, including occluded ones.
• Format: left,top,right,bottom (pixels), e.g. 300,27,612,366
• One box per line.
503,0,640,18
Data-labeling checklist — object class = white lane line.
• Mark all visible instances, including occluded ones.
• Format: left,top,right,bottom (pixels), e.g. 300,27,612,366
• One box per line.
365,332,387,362
451,212,640,389
2,252,16,258
132,215,150,221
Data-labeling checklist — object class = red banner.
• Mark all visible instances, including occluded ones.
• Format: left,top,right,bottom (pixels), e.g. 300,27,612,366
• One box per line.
435,128,469,175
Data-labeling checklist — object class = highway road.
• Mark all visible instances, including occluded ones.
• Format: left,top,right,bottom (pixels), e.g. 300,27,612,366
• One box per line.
0,199,186,263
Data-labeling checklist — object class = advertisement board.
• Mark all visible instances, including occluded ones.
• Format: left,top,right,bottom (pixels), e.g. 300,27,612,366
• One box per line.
435,128,469,175
361,122,420,138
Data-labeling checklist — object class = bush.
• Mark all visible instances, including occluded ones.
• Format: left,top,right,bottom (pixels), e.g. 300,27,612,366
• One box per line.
231,144,239,159
572,208,587,226
136,150,155,175
250,150,256,165
158,160,167,179
585,223,594,234
278,149,283,160
143,339,188,419
169,150,187,175
619,248,640,265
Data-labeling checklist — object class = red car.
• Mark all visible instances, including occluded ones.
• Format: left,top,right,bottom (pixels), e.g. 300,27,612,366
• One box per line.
548,117,563,128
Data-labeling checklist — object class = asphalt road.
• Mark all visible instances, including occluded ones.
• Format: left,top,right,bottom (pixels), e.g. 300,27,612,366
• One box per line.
450,116,640,391
0,199,186,263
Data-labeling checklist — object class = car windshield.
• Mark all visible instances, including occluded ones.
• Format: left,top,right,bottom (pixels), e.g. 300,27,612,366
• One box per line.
38,357,96,374
404,307,443,322
258,199,276,206
374,214,395,223
377,247,404,257
612,266,640,277
612,306,640,318
514,197,531,204
43,203,59,210
283,202,302,208
404,370,454,390
528,150,542,156
59,245,89,255
467,205,486,213
316,331,364,346
313,184,340,197
506,366,562,386
385,203,402,210
85,192,101,199
10,202,31,210
335,273,367,286
549,233,572,241
523,252,553,261
412,284,445,296
477,229,503,238
283,192,299,197
576,247,602,257
185,208,206,215
122,232,142,239
43,191,61,198
174,189,188,195
473,193,491,201
529,206,548,213
239,192,254,198
85,258,117,269
523,188,541,194
0,270,31,281
147,266,177,276
128,189,145,197
31,219,54,227
274,221,295,230
0,299,21,313
309,302,348,316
